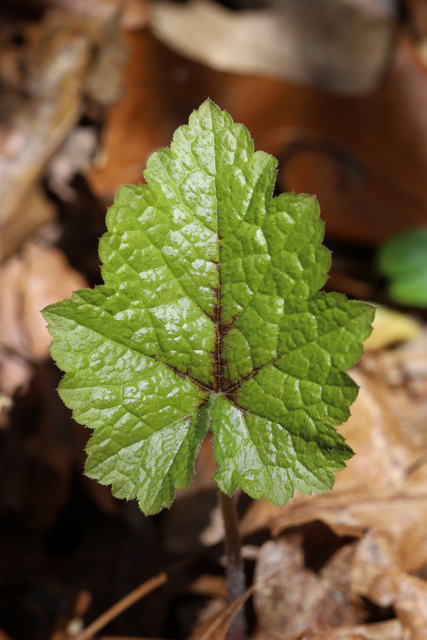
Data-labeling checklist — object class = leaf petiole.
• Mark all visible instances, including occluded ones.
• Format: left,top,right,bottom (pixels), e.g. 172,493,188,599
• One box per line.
219,490,247,640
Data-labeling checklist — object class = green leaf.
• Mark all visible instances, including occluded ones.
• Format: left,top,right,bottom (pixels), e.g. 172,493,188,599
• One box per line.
43,100,374,515
377,227,427,307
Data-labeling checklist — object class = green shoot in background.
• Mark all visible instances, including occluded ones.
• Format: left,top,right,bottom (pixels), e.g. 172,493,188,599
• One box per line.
42,100,374,517
377,226,427,307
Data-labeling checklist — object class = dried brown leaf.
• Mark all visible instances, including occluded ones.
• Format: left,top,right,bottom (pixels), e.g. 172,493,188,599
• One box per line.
0,185,56,264
0,242,87,399
85,30,192,196
84,9,129,106
351,531,397,607
302,619,405,640
47,127,98,201
406,0,427,36
253,537,322,639
390,569,427,640
351,531,427,640
86,28,427,246
149,0,396,94
253,538,363,640
0,12,92,260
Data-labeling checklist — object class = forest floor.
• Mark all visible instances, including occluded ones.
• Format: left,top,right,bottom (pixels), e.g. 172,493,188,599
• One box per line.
1,2,427,639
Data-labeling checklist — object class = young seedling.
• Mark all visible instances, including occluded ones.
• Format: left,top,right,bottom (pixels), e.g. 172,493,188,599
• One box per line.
43,100,373,638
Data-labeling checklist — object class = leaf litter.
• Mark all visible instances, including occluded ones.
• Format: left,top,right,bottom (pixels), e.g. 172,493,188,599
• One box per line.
0,2,427,639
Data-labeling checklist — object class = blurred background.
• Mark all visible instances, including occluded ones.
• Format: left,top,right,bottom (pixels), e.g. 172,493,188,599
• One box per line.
2,1,427,639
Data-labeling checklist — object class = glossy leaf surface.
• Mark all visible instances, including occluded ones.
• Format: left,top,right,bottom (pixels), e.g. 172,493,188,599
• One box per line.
43,100,374,514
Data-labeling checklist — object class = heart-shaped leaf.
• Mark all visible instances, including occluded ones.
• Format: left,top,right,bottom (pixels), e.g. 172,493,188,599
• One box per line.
43,100,374,514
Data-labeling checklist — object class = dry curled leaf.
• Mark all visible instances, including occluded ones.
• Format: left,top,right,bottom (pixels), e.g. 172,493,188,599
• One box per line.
406,0,427,36
0,242,87,399
351,531,427,640
350,531,398,607
86,27,427,247
0,185,56,261
253,538,363,640
302,619,405,640
149,0,396,95
0,12,92,261
47,126,98,201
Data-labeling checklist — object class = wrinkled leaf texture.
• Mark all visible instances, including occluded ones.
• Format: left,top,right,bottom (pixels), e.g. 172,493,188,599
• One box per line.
43,100,374,515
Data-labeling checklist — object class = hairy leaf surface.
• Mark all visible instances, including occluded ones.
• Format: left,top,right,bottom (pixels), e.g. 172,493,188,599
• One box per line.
43,101,374,514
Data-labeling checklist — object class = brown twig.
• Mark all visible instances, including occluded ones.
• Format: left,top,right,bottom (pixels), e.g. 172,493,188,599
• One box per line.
72,573,167,640
72,547,212,640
